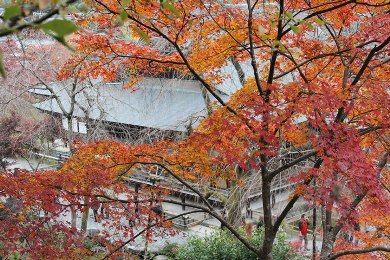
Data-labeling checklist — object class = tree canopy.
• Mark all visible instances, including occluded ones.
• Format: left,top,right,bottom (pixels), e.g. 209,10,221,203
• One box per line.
0,0,389,259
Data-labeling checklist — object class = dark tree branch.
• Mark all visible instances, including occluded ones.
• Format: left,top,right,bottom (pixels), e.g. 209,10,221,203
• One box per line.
332,151,388,236
277,50,309,83
246,0,264,95
272,124,383,234
281,1,356,37
112,161,215,210
351,36,390,86
267,0,284,85
102,209,204,259
268,151,316,179
162,198,261,255
272,158,322,234
94,0,257,133
358,126,382,136
328,246,390,260
274,40,378,80
94,0,232,112
106,41,185,65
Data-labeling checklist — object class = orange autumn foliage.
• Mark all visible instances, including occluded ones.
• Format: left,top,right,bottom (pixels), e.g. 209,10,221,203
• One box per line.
1,0,389,259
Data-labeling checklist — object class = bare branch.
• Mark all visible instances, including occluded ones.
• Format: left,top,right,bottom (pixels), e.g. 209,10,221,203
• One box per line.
112,161,214,210
351,36,390,86
268,151,316,179
102,209,205,259
274,40,378,80
162,198,261,255
246,0,264,95
328,246,390,260
282,1,356,37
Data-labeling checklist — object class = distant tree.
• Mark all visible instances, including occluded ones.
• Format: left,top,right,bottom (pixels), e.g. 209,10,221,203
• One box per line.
0,112,22,170
0,112,55,171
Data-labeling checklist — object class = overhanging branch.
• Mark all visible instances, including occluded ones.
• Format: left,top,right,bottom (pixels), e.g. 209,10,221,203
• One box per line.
112,161,214,210
328,246,390,260
102,209,204,259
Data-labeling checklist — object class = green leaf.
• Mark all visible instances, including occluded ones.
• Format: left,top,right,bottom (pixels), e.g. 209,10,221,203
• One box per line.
120,10,128,21
289,24,300,34
52,35,75,51
270,20,277,28
112,16,124,27
272,40,281,50
279,43,287,52
306,23,314,30
39,19,78,37
120,28,132,40
285,11,294,20
131,26,150,43
122,0,131,6
39,20,78,51
161,1,180,18
3,5,21,21
260,34,271,40
0,49,6,79
313,18,325,26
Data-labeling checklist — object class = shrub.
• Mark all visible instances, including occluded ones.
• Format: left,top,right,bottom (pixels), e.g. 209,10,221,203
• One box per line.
160,243,180,258
173,227,299,260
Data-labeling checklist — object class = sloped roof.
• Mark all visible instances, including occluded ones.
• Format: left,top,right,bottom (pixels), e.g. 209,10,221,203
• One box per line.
33,78,228,132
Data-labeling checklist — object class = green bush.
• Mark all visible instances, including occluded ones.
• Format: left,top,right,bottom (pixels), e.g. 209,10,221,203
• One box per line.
160,243,180,258
172,227,298,260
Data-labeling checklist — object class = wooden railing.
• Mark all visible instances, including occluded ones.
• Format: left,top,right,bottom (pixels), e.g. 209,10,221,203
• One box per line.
163,211,206,228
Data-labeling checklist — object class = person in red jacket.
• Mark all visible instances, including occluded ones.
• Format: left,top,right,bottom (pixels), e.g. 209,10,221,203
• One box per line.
299,214,309,251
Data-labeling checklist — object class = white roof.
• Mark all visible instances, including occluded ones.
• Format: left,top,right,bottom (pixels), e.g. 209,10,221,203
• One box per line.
215,60,252,95
33,78,228,131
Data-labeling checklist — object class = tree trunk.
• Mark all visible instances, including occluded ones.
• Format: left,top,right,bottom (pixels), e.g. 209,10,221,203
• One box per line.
0,160,7,171
261,177,275,260
71,209,77,229
320,231,336,260
312,205,317,259
66,115,78,230
81,206,89,233
201,86,212,115
230,56,246,85
320,207,335,259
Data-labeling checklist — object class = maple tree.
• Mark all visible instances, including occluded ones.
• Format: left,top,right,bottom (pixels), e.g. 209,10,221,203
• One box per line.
1,0,390,259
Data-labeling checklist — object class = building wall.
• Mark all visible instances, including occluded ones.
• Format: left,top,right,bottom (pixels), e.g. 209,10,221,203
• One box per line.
62,116,87,134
